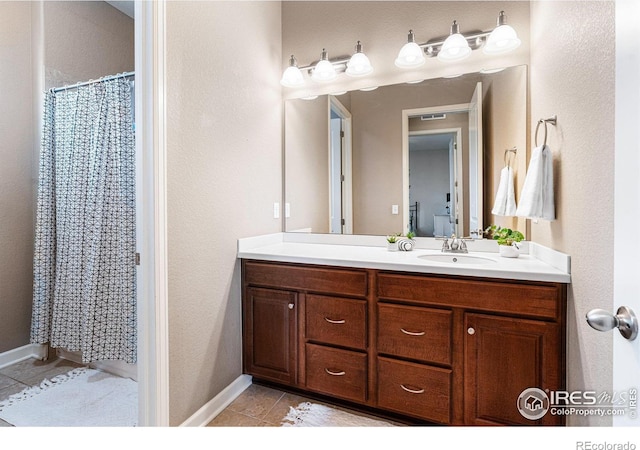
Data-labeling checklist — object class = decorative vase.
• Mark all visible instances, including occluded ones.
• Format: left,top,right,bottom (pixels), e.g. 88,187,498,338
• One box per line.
387,242,398,251
397,238,415,252
499,244,520,258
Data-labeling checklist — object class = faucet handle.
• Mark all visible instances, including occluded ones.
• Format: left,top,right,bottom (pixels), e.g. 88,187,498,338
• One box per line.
435,235,450,251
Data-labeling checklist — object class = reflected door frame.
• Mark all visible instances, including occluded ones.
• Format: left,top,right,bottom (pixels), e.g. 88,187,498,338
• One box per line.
407,128,462,237
402,104,470,236
328,96,353,234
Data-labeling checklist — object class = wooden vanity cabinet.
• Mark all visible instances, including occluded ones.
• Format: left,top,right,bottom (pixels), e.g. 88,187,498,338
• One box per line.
242,259,567,426
242,260,370,401
242,287,298,385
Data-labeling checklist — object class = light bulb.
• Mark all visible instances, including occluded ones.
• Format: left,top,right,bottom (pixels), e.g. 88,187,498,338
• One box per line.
438,21,471,62
280,55,304,87
484,12,521,55
395,30,425,68
346,42,373,77
311,49,337,82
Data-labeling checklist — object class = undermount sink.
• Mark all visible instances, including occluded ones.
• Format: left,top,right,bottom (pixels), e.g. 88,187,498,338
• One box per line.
417,253,497,265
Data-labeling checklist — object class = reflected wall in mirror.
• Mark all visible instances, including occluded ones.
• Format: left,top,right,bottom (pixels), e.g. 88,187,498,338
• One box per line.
284,65,527,238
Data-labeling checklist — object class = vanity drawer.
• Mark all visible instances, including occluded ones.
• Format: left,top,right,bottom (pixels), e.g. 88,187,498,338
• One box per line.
377,303,452,365
377,356,451,424
306,295,367,350
377,273,563,320
244,261,368,298
305,343,367,403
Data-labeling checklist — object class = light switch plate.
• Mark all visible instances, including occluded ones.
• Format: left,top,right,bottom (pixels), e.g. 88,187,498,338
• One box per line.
392,204,399,215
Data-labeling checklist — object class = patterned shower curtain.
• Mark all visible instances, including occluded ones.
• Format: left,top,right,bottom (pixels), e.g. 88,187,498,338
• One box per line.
30,78,136,364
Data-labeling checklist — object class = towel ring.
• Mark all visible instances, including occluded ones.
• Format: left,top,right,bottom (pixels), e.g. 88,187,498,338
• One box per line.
535,115,557,147
504,147,517,167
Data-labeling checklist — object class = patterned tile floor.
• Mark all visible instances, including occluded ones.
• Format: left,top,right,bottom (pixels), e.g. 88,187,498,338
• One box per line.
0,357,399,427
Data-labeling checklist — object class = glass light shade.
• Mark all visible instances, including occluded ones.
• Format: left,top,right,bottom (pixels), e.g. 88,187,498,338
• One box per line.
437,33,471,62
311,59,337,82
483,24,521,55
395,42,425,68
346,52,373,77
280,65,304,87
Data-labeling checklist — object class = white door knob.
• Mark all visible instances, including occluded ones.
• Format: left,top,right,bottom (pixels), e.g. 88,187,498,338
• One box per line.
467,327,475,335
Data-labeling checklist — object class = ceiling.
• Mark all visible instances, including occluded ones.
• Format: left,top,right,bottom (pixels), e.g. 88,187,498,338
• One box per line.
105,1,134,19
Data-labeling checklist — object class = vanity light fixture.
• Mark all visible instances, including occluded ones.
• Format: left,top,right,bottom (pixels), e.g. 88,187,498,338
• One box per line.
346,41,374,77
280,55,305,87
437,21,472,62
311,49,338,82
281,42,373,87
395,30,426,68
396,11,521,68
483,11,521,55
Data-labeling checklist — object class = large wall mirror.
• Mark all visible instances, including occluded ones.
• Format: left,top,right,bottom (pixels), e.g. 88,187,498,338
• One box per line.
284,65,527,238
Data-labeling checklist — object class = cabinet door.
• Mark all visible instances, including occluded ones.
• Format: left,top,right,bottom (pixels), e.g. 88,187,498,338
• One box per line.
243,287,297,385
464,313,563,426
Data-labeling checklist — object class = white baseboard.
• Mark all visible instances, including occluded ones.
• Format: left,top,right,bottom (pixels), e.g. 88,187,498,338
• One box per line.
0,344,48,370
180,374,253,427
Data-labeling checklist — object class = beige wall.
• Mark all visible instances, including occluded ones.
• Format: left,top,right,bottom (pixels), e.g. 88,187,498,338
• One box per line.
166,1,282,425
529,0,615,426
43,1,134,89
0,2,35,353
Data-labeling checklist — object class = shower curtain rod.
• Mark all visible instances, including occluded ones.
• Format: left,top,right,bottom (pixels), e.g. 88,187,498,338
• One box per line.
51,71,135,93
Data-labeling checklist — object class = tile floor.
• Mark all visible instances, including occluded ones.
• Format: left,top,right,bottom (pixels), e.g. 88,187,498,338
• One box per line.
206,383,405,427
0,357,401,427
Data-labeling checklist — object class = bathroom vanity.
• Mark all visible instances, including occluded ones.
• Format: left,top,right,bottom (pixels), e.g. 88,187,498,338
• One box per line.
239,234,570,426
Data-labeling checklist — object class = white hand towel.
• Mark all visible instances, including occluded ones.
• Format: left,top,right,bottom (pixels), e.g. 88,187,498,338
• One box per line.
515,145,555,220
491,166,517,216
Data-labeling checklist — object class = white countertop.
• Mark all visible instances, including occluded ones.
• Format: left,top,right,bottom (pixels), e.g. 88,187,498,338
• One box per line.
237,233,571,284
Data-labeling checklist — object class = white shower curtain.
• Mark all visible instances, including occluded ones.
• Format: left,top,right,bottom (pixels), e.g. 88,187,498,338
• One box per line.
30,78,136,364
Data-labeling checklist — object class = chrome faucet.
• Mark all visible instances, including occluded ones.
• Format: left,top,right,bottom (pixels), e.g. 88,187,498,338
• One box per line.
436,234,472,253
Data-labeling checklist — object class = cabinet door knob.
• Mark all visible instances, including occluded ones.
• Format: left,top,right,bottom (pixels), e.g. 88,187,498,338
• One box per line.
467,327,475,335
288,303,294,310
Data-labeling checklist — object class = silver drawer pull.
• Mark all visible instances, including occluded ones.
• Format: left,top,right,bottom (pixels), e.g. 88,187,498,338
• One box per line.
401,384,425,394
325,317,346,324
400,328,426,336
325,368,346,376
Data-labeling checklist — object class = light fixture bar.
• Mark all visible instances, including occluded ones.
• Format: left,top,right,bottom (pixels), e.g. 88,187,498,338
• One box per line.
298,56,351,73
421,29,490,58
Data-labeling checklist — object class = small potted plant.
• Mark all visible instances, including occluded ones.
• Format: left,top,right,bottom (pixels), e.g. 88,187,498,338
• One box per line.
386,233,400,251
485,225,524,258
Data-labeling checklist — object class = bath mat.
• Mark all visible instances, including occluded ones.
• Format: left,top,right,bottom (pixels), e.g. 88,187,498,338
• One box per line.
281,402,395,427
0,367,137,427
